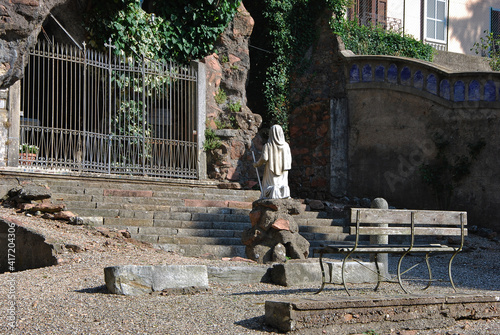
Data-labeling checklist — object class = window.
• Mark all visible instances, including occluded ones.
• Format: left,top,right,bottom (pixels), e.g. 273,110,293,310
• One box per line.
426,0,447,42
492,8,500,38
348,0,387,28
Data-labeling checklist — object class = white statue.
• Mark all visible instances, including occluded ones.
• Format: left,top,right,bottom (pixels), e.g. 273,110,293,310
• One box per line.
253,124,292,199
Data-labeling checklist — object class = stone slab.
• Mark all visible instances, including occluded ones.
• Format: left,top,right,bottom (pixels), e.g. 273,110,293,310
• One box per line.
270,260,383,287
265,292,500,333
104,265,209,296
207,265,272,284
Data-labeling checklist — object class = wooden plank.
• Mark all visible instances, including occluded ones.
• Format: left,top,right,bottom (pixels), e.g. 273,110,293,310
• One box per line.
350,208,412,224
350,208,467,226
350,226,466,236
413,211,467,225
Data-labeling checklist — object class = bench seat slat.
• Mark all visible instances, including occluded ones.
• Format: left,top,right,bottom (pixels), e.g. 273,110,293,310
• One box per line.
320,244,460,254
349,226,467,236
351,208,467,226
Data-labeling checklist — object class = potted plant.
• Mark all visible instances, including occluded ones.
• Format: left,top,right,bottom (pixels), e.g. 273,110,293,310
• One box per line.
19,143,39,165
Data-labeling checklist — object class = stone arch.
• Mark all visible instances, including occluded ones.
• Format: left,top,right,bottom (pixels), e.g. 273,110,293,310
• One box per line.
414,71,424,89
484,80,496,102
454,81,465,102
426,74,437,95
440,80,451,100
350,65,360,83
362,64,372,82
468,80,480,101
375,65,385,82
400,66,411,85
388,64,398,84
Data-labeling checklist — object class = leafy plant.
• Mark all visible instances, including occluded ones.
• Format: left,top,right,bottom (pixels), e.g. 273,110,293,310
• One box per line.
85,0,241,64
112,100,152,163
203,128,222,151
214,88,227,104
332,19,434,61
19,144,39,154
228,100,242,113
258,0,349,136
471,30,500,71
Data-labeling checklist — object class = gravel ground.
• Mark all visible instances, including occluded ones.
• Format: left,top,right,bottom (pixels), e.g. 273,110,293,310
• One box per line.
0,205,499,335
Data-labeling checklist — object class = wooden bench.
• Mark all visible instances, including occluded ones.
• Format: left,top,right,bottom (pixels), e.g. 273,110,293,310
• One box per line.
315,208,467,295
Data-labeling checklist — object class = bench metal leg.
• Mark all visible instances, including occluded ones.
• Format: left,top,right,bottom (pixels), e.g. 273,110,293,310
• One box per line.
315,251,327,294
397,251,411,294
341,251,355,296
374,253,382,292
398,252,434,293
448,250,460,292
423,253,433,290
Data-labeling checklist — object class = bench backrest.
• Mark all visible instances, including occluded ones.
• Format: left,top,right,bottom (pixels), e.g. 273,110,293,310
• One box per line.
350,208,467,236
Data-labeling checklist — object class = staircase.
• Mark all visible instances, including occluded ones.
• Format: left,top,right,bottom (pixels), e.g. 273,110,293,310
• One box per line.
8,172,350,257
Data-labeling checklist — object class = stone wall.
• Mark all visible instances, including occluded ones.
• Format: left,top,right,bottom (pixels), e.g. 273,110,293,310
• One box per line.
202,3,262,188
0,0,81,88
288,11,348,200
289,12,500,231
345,55,500,231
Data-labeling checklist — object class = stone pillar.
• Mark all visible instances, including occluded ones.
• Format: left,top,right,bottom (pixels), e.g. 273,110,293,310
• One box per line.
0,81,20,167
370,197,389,279
194,60,207,180
330,97,349,197
0,88,8,167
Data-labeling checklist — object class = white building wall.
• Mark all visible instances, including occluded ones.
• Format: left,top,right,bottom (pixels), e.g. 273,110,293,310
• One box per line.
386,0,498,55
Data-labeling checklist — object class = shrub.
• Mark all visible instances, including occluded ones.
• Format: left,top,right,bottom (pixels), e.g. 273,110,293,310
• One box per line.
332,19,434,62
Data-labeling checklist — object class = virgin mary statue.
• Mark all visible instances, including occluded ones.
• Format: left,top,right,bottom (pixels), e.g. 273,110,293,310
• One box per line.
253,125,292,199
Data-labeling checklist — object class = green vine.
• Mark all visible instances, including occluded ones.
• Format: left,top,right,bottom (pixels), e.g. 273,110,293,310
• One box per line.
259,0,348,136
85,0,241,64
471,30,500,71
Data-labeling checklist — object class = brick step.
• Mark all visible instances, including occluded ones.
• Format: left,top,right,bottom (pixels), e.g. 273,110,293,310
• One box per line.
48,182,260,198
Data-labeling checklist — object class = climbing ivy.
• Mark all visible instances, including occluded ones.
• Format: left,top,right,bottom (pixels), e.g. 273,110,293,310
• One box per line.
85,0,241,63
260,0,348,135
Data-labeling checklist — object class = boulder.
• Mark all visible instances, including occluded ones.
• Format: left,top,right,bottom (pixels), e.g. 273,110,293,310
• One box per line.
242,198,310,264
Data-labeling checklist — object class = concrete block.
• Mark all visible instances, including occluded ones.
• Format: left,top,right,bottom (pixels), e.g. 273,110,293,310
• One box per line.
271,261,322,286
104,265,209,296
270,260,384,287
207,266,272,284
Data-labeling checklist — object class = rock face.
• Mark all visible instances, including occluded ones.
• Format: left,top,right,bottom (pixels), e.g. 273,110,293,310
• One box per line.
241,198,310,264
203,3,263,188
0,0,87,88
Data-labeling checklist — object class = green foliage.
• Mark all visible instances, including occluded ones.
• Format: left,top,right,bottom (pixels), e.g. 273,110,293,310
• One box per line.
203,128,222,151
19,144,39,154
332,19,434,61
214,88,227,104
112,100,152,162
261,0,349,135
419,136,486,209
85,0,241,64
471,30,500,71
228,100,242,113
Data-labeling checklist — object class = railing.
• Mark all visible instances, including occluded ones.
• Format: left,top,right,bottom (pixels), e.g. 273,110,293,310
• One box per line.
344,55,500,104
20,40,200,179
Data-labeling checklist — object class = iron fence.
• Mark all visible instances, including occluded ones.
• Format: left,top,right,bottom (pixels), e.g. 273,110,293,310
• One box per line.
20,40,200,179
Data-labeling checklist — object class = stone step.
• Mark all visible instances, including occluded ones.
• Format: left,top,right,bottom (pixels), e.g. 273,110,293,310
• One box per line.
295,218,347,227
154,243,246,258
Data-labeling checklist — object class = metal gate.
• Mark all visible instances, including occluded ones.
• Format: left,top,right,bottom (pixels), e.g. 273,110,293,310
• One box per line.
20,40,200,179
